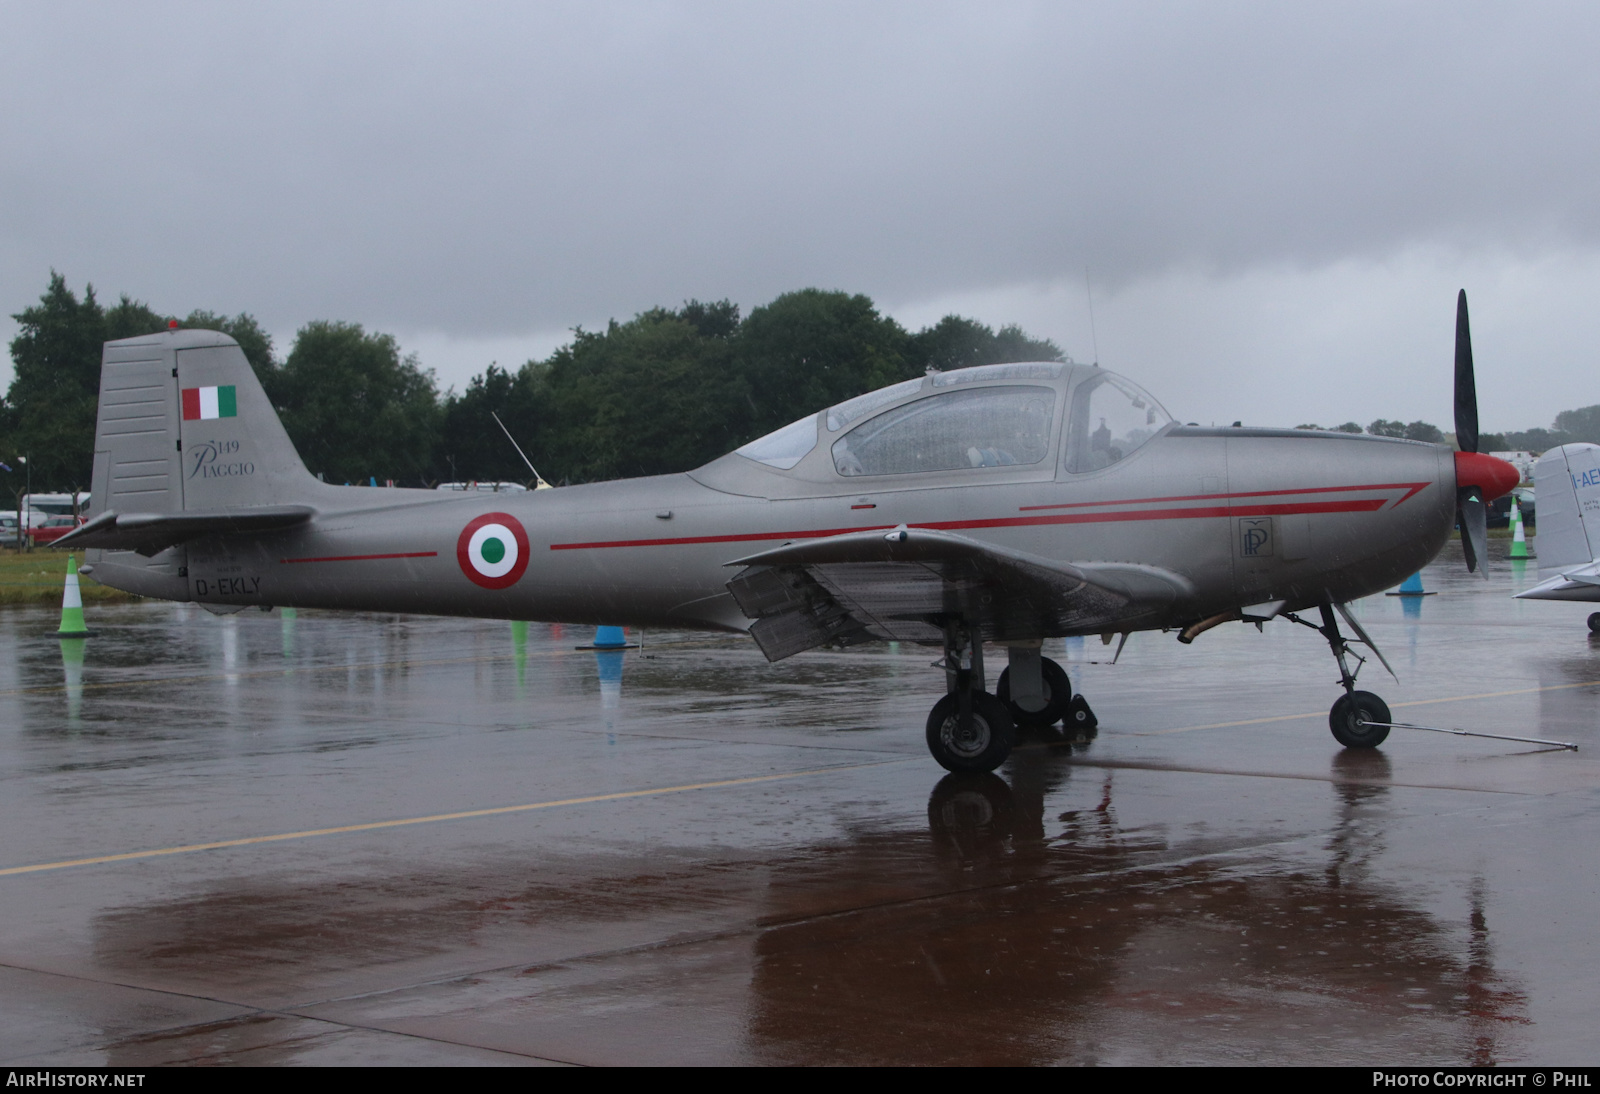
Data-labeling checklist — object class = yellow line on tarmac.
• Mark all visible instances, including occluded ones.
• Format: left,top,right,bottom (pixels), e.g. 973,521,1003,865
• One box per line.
1137,679,1600,735
0,760,904,878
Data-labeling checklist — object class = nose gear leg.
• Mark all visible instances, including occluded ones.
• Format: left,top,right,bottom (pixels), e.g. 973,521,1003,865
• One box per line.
1284,603,1392,748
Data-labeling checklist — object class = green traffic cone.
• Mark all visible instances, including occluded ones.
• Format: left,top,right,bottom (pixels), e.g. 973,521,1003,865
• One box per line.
57,554,92,637
512,619,529,686
1509,499,1531,559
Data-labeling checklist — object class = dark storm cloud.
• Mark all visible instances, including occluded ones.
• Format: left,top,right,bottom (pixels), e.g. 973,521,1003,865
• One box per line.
3,1,1598,338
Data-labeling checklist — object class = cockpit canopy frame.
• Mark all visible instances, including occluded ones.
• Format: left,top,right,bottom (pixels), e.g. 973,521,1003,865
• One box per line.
706,361,1172,497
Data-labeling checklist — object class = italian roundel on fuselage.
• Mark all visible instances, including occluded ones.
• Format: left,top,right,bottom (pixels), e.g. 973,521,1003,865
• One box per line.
457,512,530,589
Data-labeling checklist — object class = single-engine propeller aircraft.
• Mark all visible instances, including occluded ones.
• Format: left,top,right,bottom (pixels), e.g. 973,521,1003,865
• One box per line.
62,294,1518,772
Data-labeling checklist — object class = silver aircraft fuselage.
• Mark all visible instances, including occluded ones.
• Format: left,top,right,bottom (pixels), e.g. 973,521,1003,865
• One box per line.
83,356,1461,637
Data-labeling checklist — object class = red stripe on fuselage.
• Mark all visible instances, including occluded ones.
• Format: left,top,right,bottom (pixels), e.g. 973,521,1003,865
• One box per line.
547,496,1389,552
280,551,439,564
1017,481,1430,512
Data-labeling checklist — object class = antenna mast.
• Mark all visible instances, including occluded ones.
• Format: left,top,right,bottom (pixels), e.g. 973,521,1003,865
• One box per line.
491,411,553,490
1085,269,1100,367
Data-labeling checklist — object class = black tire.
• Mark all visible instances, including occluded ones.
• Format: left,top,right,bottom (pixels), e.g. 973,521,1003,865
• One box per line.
925,692,1015,773
1329,690,1391,748
996,657,1073,728
1588,613,1600,635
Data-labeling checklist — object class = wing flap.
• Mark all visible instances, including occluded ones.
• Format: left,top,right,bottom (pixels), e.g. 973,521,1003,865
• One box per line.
726,527,1192,661
727,565,875,660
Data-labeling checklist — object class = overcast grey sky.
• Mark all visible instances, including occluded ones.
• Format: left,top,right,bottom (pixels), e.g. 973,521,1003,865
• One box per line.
4,1,1598,431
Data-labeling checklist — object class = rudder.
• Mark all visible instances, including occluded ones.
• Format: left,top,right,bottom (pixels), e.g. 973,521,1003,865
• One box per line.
90,329,320,518
1532,443,1600,573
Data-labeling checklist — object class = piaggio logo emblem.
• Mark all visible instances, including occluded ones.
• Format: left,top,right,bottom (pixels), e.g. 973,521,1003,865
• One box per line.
457,512,530,589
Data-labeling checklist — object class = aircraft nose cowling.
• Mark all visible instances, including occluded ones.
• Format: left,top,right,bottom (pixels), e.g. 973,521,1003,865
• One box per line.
1455,450,1520,501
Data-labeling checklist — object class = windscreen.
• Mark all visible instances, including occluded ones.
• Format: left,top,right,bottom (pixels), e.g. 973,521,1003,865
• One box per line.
736,413,820,470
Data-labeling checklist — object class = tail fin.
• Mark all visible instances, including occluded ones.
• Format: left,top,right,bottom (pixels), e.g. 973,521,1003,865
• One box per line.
1531,443,1600,573
90,329,320,517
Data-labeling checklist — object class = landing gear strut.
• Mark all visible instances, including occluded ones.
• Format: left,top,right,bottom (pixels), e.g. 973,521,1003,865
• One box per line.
925,625,1013,773
924,631,1095,771
996,647,1073,729
997,646,1097,737
1285,603,1391,748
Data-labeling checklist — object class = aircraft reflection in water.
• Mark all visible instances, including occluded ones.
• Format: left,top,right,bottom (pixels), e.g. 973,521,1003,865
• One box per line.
745,759,1530,1066
80,752,1530,1066
64,295,1518,771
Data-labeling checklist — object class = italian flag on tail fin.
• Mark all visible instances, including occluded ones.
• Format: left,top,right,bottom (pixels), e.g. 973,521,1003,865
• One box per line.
182,385,237,421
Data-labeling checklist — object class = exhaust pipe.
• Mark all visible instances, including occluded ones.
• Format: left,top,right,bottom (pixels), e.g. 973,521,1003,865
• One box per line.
1177,610,1240,645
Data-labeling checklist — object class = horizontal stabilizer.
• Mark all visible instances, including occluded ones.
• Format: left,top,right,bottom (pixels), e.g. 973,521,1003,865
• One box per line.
57,506,315,556
1515,562,1600,602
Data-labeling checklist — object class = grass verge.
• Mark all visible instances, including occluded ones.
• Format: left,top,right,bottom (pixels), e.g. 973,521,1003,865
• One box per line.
0,548,138,605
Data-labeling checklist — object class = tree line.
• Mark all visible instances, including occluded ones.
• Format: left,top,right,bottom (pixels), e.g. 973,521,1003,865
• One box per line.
7,271,1599,493
2,274,1062,491
1293,415,1600,452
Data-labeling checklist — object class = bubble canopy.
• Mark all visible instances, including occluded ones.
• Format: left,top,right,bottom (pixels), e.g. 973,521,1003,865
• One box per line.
733,363,1170,474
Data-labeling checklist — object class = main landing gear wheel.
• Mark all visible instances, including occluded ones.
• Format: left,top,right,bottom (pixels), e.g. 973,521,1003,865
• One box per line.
1588,613,1600,635
925,692,1015,773
1329,690,1391,748
996,657,1073,729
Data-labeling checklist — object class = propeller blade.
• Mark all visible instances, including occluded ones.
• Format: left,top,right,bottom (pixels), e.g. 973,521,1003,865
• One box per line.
1454,289,1479,454
1458,487,1488,574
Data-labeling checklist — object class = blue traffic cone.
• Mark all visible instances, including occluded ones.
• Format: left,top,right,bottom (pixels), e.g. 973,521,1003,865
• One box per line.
596,649,624,710
1385,571,1435,597
575,625,638,650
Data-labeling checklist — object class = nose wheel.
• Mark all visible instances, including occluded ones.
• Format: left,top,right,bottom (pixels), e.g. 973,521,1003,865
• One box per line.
1329,690,1391,748
1285,602,1396,750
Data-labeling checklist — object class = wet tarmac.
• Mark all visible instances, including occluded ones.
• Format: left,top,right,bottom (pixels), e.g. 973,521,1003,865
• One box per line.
1,541,1597,1065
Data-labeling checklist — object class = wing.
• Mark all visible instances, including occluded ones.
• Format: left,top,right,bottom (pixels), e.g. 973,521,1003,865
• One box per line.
724,526,1193,661
55,506,315,556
